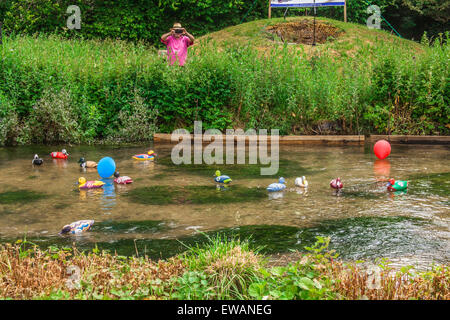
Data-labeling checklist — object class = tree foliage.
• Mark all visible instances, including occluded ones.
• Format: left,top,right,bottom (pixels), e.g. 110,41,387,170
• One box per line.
399,0,449,24
0,0,447,43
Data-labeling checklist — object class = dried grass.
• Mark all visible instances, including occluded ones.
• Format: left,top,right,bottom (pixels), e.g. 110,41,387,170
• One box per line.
204,246,260,275
0,243,185,299
319,259,450,300
266,20,342,45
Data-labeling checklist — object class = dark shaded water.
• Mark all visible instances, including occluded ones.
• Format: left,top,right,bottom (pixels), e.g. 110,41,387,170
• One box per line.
0,143,448,268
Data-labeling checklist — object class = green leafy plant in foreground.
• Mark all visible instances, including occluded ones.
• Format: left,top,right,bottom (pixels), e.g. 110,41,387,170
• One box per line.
170,271,213,300
248,236,338,300
171,235,339,300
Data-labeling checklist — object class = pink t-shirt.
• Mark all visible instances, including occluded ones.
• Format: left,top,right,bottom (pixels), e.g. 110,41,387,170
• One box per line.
161,35,193,66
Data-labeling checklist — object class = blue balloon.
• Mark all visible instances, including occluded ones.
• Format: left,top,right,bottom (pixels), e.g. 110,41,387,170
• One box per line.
97,157,116,178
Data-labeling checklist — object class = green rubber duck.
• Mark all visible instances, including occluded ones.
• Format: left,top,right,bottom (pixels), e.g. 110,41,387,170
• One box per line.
386,178,408,191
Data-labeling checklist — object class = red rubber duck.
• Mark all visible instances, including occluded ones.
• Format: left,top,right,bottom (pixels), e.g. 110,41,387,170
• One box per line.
330,178,343,190
51,149,69,159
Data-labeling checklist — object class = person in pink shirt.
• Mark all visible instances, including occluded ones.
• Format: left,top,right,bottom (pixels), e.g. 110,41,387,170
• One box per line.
161,23,195,66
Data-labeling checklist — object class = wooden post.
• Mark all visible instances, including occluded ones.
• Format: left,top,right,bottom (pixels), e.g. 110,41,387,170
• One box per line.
268,0,272,19
344,0,347,22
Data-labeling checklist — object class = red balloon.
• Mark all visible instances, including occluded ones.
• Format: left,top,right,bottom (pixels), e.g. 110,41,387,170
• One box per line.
374,140,391,160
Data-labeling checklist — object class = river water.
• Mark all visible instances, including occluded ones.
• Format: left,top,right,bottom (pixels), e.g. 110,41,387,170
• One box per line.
0,143,448,268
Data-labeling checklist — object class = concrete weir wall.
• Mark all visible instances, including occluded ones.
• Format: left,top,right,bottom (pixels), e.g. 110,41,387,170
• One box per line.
369,135,450,145
154,133,450,145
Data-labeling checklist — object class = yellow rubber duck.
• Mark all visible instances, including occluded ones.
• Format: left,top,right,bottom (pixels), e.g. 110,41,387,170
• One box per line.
132,150,156,161
78,177,105,190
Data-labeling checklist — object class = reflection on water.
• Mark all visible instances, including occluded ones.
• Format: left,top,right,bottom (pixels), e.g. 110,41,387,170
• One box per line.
293,187,308,196
100,178,116,214
216,184,231,191
374,159,391,182
0,143,448,267
268,191,284,200
52,158,68,168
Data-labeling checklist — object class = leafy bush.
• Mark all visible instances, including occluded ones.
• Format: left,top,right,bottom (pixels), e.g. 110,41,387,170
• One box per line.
108,91,159,143
0,91,20,146
1,0,265,44
365,33,449,134
248,237,338,300
19,88,81,144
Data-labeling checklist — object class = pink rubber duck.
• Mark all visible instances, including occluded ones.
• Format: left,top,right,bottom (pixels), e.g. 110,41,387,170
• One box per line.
114,172,133,184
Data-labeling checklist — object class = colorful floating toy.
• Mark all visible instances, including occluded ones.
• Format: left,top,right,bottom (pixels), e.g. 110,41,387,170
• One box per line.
114,172,133,184
386,178,408,191
97,157,116,178
214,170,232,184
132,150,156,161
79,157,97,168
60,220,94,235
51,149,69,159
330,178,343,190
267,177,286,192
32,154,43,166
78,177,105,190
295,176,308,188
374,140,391,160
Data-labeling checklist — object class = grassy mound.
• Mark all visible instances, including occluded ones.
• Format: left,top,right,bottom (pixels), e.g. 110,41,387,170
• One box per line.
198,17,424,57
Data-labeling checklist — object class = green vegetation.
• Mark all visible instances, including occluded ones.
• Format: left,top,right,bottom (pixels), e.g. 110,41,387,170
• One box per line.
126,185,267,205
0,0,446,42
91,220,167,234
0,190,48,204
0,17,448,146
407,171,450,197
157,156,317,179
0,0,267,44
0,236,448,300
